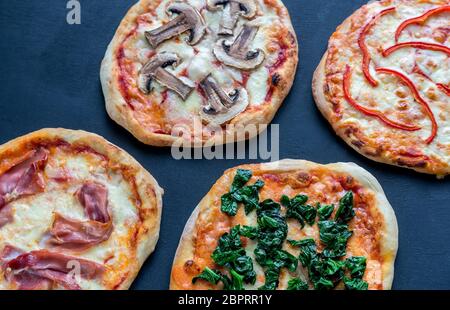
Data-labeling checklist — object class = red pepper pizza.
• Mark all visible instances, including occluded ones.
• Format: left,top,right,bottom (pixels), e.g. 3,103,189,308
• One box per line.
313,0,449,176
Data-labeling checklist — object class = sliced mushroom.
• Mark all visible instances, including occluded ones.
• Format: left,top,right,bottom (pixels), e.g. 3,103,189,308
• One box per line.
207,0,257,35
199,74,249,125
145,2,206,48
213,24,265,70
138,52,194,100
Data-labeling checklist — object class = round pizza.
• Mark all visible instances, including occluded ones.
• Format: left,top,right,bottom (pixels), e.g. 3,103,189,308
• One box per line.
101,0,298,146
170,160,398,290
0,129,163,290
313,0,449,176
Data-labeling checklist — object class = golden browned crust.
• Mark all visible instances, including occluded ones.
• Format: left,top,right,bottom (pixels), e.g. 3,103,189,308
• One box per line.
0,128,163,290
170,159,398,290
312,0,449,177
100,0,298,147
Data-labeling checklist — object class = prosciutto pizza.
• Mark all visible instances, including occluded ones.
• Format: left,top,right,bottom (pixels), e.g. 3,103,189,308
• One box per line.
100,0,298,146
313,0,449,176
170,160,398,290
0,129,163,290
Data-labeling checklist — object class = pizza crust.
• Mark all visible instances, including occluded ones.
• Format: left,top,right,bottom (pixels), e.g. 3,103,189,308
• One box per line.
100,0,298,147
0,128,163,289
312,0,450,177
170,159,398,290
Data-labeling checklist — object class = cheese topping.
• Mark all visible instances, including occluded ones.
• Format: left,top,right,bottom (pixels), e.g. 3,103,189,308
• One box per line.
0,144,142,290
324,0,449,174
116,0,295,136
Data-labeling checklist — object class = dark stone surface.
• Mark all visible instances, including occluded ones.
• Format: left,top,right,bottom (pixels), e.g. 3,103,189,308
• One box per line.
0,0,449,289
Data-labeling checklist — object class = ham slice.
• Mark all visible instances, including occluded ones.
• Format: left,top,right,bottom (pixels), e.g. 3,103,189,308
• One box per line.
0,148,48,201
0,245,104,290
0,148,48,227
49,183,113,251
76,182,110,223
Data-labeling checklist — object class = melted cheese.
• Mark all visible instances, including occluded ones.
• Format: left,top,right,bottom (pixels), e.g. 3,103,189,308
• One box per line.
122,0,289,131
328,0,449,170
174,167,386,290
0,148,140,290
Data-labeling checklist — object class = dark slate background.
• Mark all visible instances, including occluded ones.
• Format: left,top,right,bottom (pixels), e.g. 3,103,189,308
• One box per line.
0,0,449,290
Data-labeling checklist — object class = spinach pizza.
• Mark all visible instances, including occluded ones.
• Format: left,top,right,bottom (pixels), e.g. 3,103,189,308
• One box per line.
170,160,398,290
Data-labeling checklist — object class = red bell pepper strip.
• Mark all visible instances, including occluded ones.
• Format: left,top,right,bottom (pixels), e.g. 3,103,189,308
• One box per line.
383,41,450,57
437,83,450,96
376,67,438,144
395,5,450,42
358,7,396,87
343,65,421,132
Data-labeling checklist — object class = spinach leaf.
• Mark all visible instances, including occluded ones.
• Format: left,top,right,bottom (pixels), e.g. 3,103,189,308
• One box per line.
234,255,256,284
314,277,335,290
317,204,334,220
192,268,246,290
258,266,280,290
229,269,245,290
211,226,256,284
221,193,238,216
221,170,264,216
343,277,369,290
238,225,258,240
231,169,252,192
192,267,222,285
308,256,345,290
345,256,367,279
318,220,353,258
335,192,355,223
287,278,308,290
254,199,296,290
282,194,317,227
232,180,264,214
288,238,317,267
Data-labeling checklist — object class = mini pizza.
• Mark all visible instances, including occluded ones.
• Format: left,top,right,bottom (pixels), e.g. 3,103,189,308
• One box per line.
170,160,398,290
0,129,163,290
313,0,449,176
101,0,298,146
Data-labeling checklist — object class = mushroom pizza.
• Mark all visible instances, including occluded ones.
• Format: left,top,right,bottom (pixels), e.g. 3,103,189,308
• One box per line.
0,129,163,289
101,0,298,146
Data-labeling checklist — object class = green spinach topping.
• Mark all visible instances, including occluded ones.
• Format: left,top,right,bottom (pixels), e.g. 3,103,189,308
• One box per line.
194,169,368,291
281,194,317,227
221,169,265,216
287,278,309,290
192,267,245,290
210,225,256,284
289,192,368,290
317,204,334,220
255,199,297,290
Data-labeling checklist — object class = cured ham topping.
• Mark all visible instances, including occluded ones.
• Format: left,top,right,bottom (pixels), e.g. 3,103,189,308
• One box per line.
49,182,113,251
343,65,421,132
1,246,104,290
358,7,395,87
395,5,450,42
0,148,48,227
76,182,110,223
